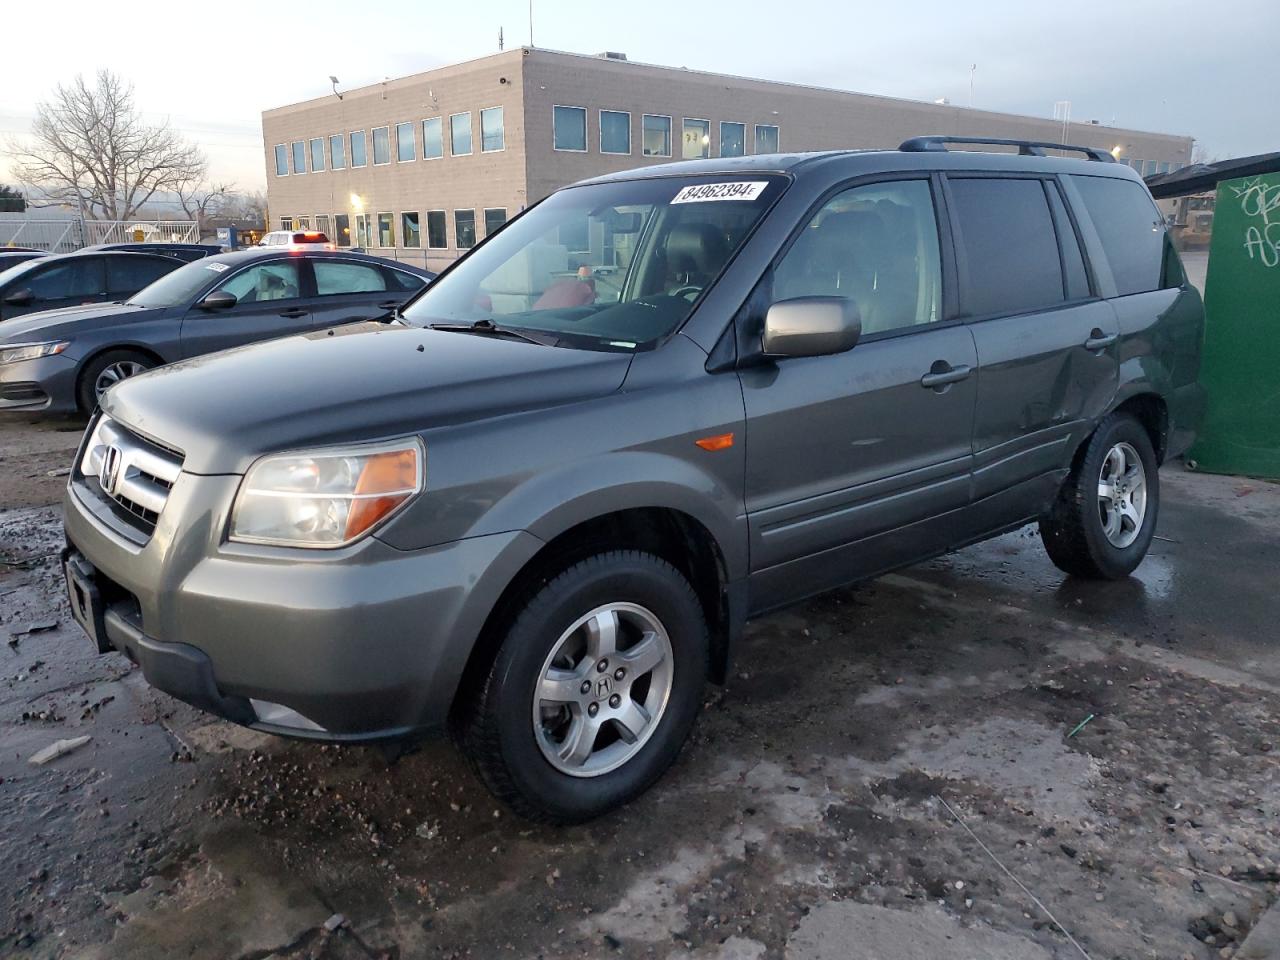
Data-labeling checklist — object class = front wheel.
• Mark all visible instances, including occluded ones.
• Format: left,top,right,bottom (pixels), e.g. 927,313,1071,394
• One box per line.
76,349,155,414
1040,413,1159,580
456,551,710,823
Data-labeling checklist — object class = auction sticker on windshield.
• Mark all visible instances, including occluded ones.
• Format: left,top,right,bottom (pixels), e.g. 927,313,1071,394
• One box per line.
671,181,769,204
203,262,230,272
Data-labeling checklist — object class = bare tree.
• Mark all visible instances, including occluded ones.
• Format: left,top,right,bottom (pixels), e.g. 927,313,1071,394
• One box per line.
7,70,206,222
177,180,236,230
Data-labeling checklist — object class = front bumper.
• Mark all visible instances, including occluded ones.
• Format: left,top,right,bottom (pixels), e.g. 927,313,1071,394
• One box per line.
0,353,79,413
63,471,542,739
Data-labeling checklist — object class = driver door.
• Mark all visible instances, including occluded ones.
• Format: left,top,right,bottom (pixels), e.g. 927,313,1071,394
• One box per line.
741,178,978,609
179,259,313,359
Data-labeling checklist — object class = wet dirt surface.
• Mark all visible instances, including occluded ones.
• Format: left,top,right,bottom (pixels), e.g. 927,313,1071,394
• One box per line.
2,415,1278,960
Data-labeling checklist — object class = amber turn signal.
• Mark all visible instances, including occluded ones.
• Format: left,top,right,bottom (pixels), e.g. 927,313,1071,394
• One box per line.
345,448,421,539
694,433,735,451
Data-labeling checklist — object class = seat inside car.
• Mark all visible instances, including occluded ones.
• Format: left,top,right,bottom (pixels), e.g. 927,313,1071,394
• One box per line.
662,222,729,291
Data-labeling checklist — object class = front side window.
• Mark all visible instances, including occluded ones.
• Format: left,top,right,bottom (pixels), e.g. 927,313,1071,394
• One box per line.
720,122,746,158
314,261,387,296
1071,175,1171,296
350,130,368,167
217,261,301,303
481,107,504,152
642,115,671,157
309,137,325,172
334,213,351,247
396,122,415,162
601,111,630,155
772,180,941,335
422,117,443,159
274,144,288,176
329,134,346,170
553,105,587,152
401,175,786,350
754,124,779,154
377,212,395,247
402,212,421,247
451,113,473,156
682,119,710,160
291,141,306,174
426,211,448,249
484,208,507,237
28,258,104,300
948,177,1064,317
372,126,390,165
455,210,477,250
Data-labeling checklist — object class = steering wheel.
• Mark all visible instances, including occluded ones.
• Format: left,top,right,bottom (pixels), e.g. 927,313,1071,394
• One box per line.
670,285,703,302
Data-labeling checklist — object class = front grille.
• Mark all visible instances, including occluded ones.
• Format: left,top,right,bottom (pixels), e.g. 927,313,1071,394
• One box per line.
79,417,184,537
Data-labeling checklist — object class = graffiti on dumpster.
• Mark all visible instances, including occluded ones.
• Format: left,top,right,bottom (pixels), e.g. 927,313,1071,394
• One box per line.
1232,177,1280,268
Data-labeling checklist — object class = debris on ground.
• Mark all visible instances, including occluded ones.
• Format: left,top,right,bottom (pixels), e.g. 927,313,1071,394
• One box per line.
28,735,92,766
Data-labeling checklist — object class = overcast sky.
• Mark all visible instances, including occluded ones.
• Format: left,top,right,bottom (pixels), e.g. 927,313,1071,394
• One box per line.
1,0,1274,203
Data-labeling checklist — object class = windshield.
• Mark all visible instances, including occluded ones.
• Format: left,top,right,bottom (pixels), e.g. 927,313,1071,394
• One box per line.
128,258,226,307
0,256,50,287
400,175,786,348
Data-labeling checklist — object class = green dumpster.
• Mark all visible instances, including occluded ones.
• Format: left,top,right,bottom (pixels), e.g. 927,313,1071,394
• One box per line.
1189,172,1280,478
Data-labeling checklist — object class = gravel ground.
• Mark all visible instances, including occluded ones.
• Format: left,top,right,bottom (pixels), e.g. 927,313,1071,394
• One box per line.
1,414,1277,960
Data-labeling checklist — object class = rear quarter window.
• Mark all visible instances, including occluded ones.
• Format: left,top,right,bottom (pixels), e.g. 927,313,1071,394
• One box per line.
1070,175,1168,296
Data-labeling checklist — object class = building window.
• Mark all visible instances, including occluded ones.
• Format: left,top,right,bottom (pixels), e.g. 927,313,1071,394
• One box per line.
376,212,395,247
402,212,421,247
296,217,311,228
334,213,351,247
483,208,507,237
315,214,331,237
422,117,443,159
720,122,746,158
754,124,780,154
308,138,325,172
355,213,372,247
280,216,294,230
395,122,415,162
600,110,630,155
372,126,391,165
290,141,306,174
329,134,346,170
682,119,710,160
553,105,587,152
273,144,288,176
426,210,448,249
455,209,476,249
642,114,671,157
450,112,473,156
480,107,504,152
350,130,367,167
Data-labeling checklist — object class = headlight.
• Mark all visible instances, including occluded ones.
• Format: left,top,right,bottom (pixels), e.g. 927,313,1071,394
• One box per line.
0,341,69,364
230,439,424,548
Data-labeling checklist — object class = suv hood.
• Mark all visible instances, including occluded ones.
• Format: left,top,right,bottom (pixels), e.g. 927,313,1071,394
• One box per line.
0,302,158,343
103,323,634,474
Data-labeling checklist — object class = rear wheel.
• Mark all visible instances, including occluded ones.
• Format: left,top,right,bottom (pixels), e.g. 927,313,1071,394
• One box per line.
1040,413,1159,579
77,350,155,414
456,551,709,823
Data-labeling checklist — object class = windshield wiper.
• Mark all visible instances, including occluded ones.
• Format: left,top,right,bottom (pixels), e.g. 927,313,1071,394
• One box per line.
428,318,559,347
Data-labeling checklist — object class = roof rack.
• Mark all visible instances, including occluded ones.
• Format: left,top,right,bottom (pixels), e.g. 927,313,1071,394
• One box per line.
899,135,1116,163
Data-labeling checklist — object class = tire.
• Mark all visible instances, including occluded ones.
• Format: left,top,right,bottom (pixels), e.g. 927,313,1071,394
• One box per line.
456,550,710,823
76,349,155,414
1040,413,1160,580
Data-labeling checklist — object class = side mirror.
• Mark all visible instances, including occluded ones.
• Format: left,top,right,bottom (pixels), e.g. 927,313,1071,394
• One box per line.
196,290,238,311
763,296,861,359
4,288,34,307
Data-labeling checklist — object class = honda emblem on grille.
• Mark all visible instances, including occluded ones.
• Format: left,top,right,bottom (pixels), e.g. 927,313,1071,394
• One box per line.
99,445,121,495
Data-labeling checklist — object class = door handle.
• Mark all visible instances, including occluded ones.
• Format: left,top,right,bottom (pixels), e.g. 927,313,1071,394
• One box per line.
278,307,308,318
1084,330,1118,351
920,362,972,390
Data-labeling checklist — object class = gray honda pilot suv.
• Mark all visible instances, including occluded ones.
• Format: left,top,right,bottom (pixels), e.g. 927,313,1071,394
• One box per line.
61,137,1205,822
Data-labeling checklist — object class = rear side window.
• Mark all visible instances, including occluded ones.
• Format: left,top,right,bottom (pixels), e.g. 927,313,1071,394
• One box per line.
313,261,386,295
949,178,1063,317
106,256,178,295
1070,175,1167,296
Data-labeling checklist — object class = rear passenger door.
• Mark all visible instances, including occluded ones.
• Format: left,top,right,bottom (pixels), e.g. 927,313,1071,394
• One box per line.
741,177,978,608
178,259,312,359
304,259,405,329
948,175,1119,511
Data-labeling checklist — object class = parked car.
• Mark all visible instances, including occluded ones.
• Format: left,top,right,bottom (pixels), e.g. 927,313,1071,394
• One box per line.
0,250,431,413
60,138,1204,822
81,242,225,262
258,230,335,250
0,250,46,271
0,250,184,323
